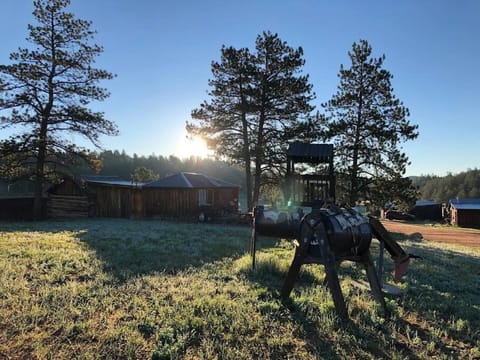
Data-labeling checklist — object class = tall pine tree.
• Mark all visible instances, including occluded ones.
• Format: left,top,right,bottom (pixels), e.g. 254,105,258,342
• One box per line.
322,39,418,207
188,31,317,210
0,0,117,219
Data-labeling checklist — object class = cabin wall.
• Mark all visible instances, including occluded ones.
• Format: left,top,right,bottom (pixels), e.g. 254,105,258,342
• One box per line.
92,185,143,218
452,208,480,228
143,188,239,218
143,188,197,217
411,204,443,221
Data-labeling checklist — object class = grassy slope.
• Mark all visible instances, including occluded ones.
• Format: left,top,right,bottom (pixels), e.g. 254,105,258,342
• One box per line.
0,219,479,359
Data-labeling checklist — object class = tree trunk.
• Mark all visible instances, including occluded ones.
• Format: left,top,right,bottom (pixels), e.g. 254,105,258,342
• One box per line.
241,112,253,211
34,42,56,220
33,27,58,220
349,88,364,207
33,136,47,220
244,166,253,212
253,108,266,206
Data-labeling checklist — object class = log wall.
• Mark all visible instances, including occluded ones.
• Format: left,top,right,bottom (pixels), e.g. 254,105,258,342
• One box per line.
47,194,89,218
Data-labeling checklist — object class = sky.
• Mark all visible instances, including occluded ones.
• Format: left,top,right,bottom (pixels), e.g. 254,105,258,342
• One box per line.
0,0,479,177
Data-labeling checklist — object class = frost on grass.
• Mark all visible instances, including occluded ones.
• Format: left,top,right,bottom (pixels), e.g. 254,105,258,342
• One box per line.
1,218,479,359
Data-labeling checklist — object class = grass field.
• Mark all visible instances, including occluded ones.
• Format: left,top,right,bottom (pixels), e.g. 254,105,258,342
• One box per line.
0,218,479,359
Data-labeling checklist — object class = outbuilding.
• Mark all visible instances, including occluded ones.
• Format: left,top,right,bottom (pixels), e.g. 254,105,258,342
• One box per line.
142,172,240,219
47,173,240,219
449,198,480,228
48,176,143,218
410,200,443,221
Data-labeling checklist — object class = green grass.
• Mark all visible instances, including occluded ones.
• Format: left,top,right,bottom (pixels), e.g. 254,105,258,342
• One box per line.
0,219,479,359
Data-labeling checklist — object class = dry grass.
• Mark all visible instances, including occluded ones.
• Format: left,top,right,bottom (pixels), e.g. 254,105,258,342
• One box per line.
0,218,479,359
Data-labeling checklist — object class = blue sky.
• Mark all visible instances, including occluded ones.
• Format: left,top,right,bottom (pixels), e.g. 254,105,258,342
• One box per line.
1,0,479,176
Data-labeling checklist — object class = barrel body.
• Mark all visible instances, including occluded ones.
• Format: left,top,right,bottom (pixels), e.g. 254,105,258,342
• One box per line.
254,206,372,258
308,209,372,258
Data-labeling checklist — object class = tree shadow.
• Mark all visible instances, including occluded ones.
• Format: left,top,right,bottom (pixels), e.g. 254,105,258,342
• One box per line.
1,218,253,282
78,220,256,281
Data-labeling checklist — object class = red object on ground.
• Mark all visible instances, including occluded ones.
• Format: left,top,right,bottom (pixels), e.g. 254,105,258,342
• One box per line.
394,255,411,281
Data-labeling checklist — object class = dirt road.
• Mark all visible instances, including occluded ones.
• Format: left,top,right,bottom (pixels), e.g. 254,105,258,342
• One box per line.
381,220,480,248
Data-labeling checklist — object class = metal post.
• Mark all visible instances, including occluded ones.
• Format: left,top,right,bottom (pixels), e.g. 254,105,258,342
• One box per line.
364,252,389,317
377,240,385,288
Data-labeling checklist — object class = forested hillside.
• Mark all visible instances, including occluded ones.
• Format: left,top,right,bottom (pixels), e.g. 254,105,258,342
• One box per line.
73,150,246,187
412,169,480,202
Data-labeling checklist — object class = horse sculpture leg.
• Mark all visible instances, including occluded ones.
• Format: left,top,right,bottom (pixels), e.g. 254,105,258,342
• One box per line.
280,245,305,299
362,251,389,317
281,219,349,319
320,238,348,319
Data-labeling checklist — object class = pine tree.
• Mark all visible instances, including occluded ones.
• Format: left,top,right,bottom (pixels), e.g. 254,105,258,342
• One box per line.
0,0,117,219
188,31,317,210
322,39,418,207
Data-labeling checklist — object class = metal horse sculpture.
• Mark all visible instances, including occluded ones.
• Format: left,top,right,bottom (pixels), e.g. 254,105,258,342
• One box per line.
250,204,412,318
249,142,414,318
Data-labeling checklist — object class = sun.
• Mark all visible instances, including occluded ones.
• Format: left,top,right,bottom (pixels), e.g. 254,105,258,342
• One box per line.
176,136,212,159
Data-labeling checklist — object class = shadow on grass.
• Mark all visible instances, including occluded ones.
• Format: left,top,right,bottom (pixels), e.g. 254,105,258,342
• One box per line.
239,259,341,357
1,218,253,282
77,220,255,281
388,231,424,242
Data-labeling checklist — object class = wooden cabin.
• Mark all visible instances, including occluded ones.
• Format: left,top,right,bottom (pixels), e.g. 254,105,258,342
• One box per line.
142,172,240,218
47,176,143,218
47,173,239,219
449,198,480,228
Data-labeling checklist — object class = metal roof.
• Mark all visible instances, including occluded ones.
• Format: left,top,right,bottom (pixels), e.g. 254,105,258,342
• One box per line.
450,198,480,210
81,175,120,182
287,142,333,163
80,176,143,188
143,172,240,189
78,173,239,189
86,179,144,187
415,200,441,206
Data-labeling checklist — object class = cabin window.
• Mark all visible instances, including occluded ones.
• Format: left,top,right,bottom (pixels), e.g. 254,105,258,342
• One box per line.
199,189,214,205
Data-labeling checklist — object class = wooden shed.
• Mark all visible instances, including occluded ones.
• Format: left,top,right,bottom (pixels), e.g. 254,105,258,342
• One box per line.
81,176,144,218
410,200,443,221
1,179,47,220
48,176,143,219
47,177,91,218
142,172,240,218
449,198,480,228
